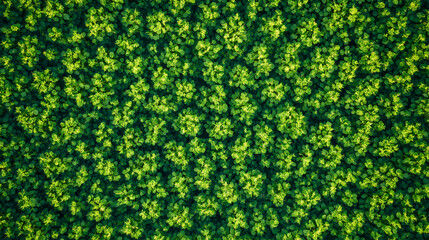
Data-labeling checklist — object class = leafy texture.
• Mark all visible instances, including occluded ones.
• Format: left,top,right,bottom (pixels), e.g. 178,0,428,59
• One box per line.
1,0,429,239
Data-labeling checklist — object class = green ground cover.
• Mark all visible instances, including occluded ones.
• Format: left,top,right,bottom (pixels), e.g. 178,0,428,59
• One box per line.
0,0,428,239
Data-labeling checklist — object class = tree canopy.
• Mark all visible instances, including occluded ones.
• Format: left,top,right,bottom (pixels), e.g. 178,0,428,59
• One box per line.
1,0,428,239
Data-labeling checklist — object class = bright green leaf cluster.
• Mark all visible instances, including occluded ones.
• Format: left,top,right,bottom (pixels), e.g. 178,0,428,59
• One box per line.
1,0,429,239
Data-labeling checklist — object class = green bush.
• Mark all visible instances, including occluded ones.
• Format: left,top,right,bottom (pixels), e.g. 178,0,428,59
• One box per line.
1,0,428,239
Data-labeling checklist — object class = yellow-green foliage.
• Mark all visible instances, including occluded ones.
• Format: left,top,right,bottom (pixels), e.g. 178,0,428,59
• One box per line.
0,0,428,239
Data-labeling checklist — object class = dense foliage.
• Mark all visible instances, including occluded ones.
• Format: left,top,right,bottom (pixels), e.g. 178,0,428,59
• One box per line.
1,0,429,239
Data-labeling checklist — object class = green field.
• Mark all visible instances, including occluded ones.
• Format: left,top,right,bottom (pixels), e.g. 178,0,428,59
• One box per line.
1,0,428,239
